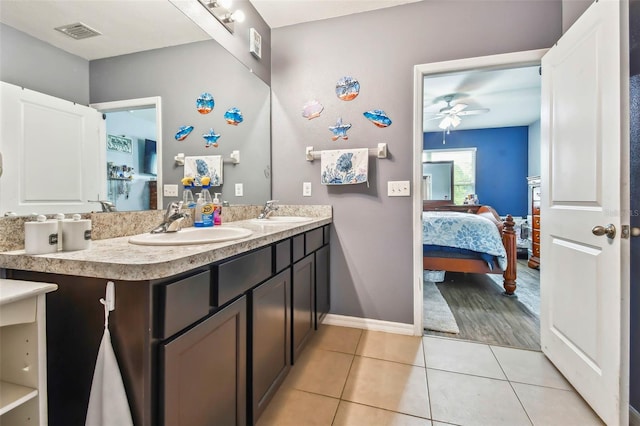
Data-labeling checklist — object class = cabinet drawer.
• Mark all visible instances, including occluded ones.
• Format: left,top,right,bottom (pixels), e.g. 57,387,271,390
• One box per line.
533,215,541,229
214,247,272,307
305,228,323,254
532,242,541,258
532,229,541,244
161,270,211,339
275,239,291,273
532,204,540,215
292,235,305,263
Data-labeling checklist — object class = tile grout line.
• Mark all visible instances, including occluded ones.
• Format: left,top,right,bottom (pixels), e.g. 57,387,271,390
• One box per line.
330,329,364,425
489,345,535,426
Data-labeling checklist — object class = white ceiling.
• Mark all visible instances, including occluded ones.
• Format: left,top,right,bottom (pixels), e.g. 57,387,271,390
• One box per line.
1,0,541,131
248,0,422,29
423,66,541,132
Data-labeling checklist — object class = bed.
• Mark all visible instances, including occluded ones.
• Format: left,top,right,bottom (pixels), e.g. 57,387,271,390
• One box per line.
422,202,517,295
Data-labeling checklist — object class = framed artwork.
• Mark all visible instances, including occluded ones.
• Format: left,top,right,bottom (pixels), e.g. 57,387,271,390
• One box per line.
250,28,262,59
107,135,132,153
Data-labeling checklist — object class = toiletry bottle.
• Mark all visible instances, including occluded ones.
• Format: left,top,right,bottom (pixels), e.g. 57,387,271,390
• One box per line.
55,213,65,251
194,193,204,227
213,193,222,225
183,185,195,208
200,185,214,227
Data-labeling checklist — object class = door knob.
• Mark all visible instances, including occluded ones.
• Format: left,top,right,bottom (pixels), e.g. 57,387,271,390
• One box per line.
592,224,616,239
632,227,640,237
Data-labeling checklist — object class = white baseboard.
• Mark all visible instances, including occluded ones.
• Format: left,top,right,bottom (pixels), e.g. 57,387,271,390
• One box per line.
322,314,416,336
630,405,640,426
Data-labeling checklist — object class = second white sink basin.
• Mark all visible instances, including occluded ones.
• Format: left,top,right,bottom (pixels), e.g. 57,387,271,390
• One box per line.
129,226,253,246
249,216,314,225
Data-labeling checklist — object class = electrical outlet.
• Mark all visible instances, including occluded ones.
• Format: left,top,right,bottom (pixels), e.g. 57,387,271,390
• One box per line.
303,182,312,197
387,180,410,197
235,183,243,196
163,184,178,197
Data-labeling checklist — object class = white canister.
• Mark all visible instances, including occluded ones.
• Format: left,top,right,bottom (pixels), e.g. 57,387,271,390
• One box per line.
25,215,59,255
62,214,92,251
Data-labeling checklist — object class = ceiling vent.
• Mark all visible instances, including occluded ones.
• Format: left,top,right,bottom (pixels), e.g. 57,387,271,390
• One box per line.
54,22,101,40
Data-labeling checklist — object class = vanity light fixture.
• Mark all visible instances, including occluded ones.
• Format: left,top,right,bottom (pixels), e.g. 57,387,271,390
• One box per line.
198,0,245,33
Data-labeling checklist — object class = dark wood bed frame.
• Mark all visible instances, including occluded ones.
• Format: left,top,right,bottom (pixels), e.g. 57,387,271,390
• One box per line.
422,202,517,295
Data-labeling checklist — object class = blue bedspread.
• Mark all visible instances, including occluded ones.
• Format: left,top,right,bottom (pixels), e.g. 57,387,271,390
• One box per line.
422,211,507,270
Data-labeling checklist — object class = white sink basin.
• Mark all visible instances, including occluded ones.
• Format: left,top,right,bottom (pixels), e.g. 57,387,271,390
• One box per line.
129,226,253,246
249,216,314,225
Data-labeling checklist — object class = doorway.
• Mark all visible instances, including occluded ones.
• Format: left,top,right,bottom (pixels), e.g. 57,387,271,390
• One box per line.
412,49,548,341
90,97,163,211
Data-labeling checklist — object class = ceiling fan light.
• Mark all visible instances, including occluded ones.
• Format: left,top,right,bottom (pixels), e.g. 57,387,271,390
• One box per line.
451,115,462,128
439,117,452,130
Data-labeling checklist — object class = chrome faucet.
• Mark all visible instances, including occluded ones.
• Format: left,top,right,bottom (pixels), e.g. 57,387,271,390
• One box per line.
88,199,117,212
257,200,279,219
151,201,190,233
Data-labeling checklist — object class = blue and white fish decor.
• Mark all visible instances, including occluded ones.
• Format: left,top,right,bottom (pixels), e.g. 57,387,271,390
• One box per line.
224,107,243,125
196,92,215,114
329,117,352,141
301,100,324,120
335,76,360,101
202,128,221,148
363,109,392,128
175,125,194,141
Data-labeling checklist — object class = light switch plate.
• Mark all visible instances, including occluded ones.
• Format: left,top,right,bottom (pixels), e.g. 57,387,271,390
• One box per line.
235,183,243,196
303,182,312,197
387,180,410,197
164,184,178,197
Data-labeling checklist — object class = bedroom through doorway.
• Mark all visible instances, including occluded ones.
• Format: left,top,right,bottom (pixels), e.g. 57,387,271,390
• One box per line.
416,54,543,351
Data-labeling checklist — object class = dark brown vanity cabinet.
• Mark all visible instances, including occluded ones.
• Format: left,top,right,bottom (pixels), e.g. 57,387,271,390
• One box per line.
315,244,330,328
292,254,315,363
5,223,331,426
249,269,291,424
161,295,247,426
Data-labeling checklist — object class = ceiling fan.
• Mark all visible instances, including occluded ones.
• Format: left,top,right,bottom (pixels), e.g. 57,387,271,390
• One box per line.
429,94,490,130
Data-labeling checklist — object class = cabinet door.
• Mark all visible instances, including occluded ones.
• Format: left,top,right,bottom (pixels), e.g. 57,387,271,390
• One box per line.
250,269,291,424
161,296,246,426
292,255,314,363
315,245,330,329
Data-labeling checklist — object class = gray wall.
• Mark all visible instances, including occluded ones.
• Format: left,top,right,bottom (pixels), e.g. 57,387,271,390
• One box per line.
89,39,271,206
0,23,89,105
271,1,562,324
562,0,593,33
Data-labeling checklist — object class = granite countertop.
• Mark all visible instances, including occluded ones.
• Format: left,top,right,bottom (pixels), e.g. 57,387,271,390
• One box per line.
0,217,332,281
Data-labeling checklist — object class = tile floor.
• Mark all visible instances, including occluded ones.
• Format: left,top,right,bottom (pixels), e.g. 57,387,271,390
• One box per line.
257,325,604,426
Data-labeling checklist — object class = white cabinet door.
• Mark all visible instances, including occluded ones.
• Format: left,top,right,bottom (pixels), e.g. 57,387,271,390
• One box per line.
0,82,104,215
540,1,629,424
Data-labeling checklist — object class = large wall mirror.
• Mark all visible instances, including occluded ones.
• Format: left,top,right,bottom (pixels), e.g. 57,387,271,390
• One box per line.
0,1,271,216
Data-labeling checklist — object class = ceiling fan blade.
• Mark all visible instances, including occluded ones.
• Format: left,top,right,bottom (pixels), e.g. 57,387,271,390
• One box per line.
449,103,468,114
457,108,490,116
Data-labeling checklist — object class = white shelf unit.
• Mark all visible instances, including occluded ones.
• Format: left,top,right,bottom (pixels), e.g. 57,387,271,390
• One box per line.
0,279,58,425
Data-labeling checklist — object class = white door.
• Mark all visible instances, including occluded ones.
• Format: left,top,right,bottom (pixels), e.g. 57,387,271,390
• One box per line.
540,1,629,424
0,82,104,215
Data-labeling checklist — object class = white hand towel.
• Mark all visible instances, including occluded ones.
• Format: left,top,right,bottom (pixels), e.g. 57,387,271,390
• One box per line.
320,148,368,185
85,328,133,426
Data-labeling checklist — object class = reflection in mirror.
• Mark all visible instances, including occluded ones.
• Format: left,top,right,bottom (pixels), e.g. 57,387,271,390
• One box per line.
0,0,271,217
422,161,453,201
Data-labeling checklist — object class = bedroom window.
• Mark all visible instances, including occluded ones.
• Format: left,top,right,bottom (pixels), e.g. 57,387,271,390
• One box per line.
423,148,476,205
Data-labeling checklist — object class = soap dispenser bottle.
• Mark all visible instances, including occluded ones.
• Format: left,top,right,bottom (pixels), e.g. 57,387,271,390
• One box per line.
194,193,204,227
200,185,214,227
213,193,222,225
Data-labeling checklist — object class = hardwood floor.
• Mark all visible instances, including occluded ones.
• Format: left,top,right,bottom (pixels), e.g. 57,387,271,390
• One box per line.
425,260,541,351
